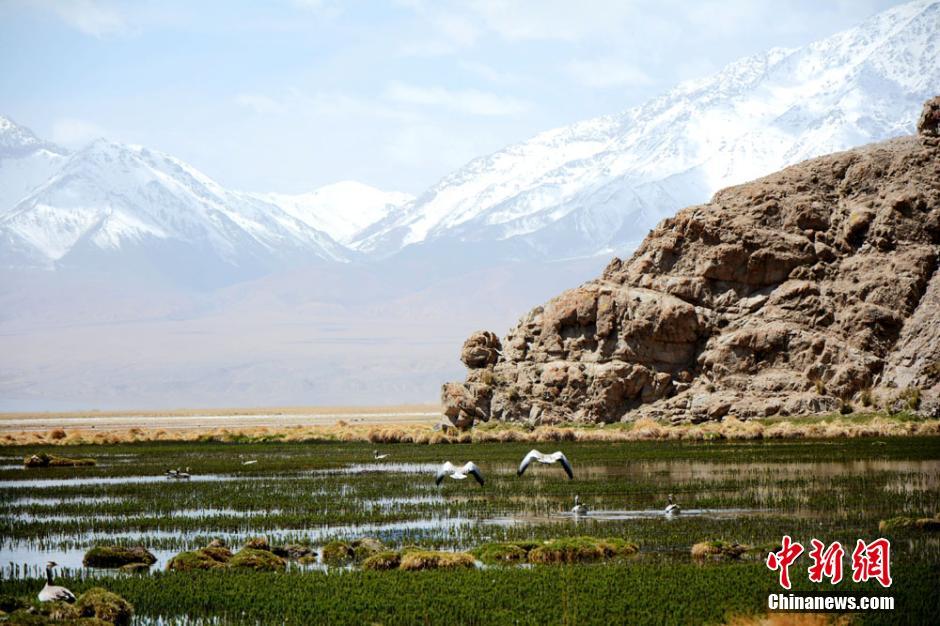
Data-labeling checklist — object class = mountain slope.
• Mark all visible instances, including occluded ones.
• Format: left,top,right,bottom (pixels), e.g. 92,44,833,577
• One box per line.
354,0,940,261
0,115,69,216
253,181,412,245
0,138,349,286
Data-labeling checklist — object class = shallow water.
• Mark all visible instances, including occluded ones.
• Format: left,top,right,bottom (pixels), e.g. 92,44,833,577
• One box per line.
0,473,261,489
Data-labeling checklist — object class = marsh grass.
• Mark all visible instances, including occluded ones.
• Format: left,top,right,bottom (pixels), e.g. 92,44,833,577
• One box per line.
1,562,935,625
1,437,938,623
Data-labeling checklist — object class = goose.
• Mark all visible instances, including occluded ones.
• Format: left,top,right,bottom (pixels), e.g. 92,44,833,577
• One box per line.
168,467,191,480
571,495,588,515
665,493,680,516
435,462,484,487
373,450,389,460
517,450,574,479
38,561,75,603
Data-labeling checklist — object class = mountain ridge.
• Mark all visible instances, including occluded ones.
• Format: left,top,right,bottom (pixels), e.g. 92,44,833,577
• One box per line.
354,0,939,262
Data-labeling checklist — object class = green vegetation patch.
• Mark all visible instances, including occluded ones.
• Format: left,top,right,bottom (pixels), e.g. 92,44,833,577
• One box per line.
470,542,534,565
399,550,476,571
527,536,638,565
166,550,228,572
361,551,402,571
23,453,96,468
82,546,156,568
228,548,286,572
691,540,749,561
74,588,134,626
879,515,940,532
322,538,385,565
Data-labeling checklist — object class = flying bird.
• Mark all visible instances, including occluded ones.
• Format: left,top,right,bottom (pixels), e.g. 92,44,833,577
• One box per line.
373,450,389,460
242,460,258,465
517,450,574,479
38,562,75,603
665,493,680,516
435,461,485,487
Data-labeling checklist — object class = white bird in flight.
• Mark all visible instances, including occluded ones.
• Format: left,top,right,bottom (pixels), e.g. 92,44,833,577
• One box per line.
373,450,389,460
517,450,574,479
38,561,75,603
242,460,258,465
665,493,681,516
435,461,485,487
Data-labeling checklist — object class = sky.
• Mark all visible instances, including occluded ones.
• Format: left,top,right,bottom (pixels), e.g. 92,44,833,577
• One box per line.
0,0,908,195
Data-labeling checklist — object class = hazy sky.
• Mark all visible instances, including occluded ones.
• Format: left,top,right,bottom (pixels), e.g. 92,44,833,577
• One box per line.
0,0,907,194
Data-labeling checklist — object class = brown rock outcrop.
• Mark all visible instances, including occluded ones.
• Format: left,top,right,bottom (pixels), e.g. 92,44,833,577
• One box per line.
442,99,940,426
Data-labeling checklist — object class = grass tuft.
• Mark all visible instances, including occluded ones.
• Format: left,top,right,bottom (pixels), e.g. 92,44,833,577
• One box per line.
399,550,476,571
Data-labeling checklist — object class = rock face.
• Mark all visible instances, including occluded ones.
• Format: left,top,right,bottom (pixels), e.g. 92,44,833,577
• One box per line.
443,99,940,426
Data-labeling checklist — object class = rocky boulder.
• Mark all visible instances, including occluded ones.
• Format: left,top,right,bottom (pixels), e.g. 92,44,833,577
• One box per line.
443,98,940,426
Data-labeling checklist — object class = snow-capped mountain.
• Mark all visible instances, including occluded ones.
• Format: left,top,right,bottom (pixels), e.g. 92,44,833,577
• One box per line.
0,136,350,286
353,0,940,260
253,181,412,245
0,115,69,217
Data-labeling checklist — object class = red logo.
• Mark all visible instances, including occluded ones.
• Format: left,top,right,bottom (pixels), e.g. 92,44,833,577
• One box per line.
766,535,805,589
851,538,892,588
807,539,845,584
766,537,892,589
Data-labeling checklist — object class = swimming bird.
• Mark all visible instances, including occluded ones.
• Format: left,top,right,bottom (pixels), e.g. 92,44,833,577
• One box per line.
665,493,680,516
38,562,75,603
571,495,588,515
517,450,574,479
435,462,484,487
373,450,389,460
168,467,191,480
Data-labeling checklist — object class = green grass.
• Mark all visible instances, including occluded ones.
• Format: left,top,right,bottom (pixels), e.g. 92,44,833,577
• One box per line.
0,563,935,625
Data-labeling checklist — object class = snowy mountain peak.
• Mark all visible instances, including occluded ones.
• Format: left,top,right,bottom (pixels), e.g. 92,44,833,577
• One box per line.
0,115,66,158
253,181,413,245
0,134,350,285
352,0,940,260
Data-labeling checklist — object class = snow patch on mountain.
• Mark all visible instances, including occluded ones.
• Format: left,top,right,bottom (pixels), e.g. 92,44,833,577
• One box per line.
253,181,412,244
0,115,69,216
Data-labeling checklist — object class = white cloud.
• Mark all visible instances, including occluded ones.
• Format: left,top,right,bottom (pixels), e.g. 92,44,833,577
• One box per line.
384,81,530,116
50,118,108,147
565,58,653,88
234,93,286,115
35,0,128,37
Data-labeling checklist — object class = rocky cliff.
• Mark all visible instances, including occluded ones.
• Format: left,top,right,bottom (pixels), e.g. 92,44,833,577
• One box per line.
442,98,940,427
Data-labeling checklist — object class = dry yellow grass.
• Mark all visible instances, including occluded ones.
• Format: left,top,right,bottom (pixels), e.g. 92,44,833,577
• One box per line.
0,413,936,447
